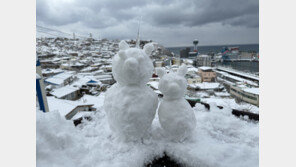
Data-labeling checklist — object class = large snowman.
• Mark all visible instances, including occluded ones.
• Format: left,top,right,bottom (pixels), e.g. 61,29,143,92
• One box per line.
156,64,197,141
104,40,158,141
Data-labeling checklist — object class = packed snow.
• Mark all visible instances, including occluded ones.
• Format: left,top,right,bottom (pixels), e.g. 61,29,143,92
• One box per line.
156,65,197,141
104,41,158,141
37,95,258,167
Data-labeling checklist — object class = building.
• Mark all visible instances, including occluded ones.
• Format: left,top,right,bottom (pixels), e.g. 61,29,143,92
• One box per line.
196,55,211,67
42,68,64,77
188,51,198,59
95,74,115,85
49,85,81,100
100,65,112,72
172,57,181,66
187,76,201,84
188,82,223,91
47,96,95,120
45,71,76,88
154,60,164,67
229,83,259,106
71,77,102,95
60,62,86,71
180,47,190,58
182,59,194,66
39,60,60,69
198,66,217,82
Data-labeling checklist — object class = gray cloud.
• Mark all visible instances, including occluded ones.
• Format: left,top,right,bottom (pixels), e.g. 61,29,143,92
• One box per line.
36,0,259,46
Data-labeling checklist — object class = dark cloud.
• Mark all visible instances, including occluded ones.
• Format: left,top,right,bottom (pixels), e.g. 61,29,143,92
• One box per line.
146,0,258,27
36,0,259,46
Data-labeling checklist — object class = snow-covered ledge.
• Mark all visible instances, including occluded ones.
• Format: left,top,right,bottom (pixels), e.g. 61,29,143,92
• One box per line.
37,97,258,167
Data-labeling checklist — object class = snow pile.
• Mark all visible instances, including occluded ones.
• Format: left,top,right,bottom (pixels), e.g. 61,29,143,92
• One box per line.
104,40,158,141
37,96,258,167
156,65,197,141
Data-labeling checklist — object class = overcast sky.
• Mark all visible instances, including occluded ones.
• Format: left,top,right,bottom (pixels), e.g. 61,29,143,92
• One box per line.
37,0,259,47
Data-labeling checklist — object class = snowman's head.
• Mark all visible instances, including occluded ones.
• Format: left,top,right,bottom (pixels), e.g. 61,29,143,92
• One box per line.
112,40,154,86
156,64,188,100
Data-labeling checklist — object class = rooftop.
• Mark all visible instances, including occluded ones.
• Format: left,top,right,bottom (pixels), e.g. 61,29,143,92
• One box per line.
198,66,213,71
50,85,79,98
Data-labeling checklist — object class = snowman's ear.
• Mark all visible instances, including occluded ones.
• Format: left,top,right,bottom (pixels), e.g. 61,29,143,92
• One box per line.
143,43,154,56
177,64,187,77
156,67,166,78
119,40,129,50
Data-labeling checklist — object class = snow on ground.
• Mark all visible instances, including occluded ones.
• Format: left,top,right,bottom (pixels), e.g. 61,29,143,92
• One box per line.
37,95,258,167
214,91,231,97
202,96,259,114
47,96,94,117
77,93,105,110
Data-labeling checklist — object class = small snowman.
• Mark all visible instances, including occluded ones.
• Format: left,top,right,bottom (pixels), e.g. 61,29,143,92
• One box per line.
104,40,158,141
156,64,197,141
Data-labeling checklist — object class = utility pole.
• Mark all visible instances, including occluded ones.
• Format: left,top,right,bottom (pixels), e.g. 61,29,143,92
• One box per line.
135,16,142,48
36,56,49,113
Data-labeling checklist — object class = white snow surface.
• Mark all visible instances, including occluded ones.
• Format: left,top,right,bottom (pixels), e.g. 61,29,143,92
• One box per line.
202,96,259,114
157,65,197,141
112,41,154,86
50,85,78,98
104,41,158,141
190,82,222,90
37,95,258,167
105,83,158,141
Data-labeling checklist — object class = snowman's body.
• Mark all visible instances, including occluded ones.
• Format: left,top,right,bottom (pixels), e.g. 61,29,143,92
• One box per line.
156,65,197,141
104,41,158,141
158,98,196,141
105,84,157,140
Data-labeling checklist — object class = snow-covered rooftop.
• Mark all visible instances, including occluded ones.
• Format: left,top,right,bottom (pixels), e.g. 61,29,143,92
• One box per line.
42,68,63,74
190,82,222,90
50,86,79,98
187,67,198,73
215,71,258,87
216,67,259,81
47,96,94,117
198,66,213,71
45,72,75,85
243,87,259,95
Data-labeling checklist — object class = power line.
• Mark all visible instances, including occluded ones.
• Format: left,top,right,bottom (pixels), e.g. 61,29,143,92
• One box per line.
37,30,66,38
36,25,89,39
37,25,72,36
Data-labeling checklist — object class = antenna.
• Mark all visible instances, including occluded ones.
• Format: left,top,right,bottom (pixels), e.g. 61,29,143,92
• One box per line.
135,16,142,48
